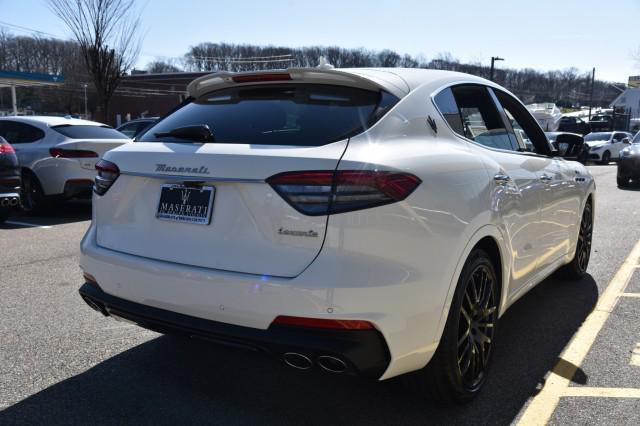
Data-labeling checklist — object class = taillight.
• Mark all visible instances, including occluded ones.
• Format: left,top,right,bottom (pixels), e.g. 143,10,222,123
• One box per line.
266,170,421,215
50,148,98,158
271,315,374,330
0,143,15,154
94,159,119,195
232,73,292,83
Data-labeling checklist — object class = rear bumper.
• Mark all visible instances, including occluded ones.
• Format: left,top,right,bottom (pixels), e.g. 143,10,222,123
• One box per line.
63,179,93,198
79,281,390,378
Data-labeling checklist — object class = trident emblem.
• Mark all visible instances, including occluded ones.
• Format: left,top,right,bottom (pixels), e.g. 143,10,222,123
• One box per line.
180,189,191,204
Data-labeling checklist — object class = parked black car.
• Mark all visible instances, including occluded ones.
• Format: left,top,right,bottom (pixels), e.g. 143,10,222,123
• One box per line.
545,132,590,164
557,116,591,135
0,136,21,223
116,117,158,139
589,114,614,132
617,131,640,187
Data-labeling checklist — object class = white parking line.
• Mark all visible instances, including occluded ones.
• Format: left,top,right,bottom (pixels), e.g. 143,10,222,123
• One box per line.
4,220,52,229
631,343,640,367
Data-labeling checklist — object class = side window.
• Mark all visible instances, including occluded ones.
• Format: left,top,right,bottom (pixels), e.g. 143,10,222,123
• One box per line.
493,90,551,156
447,85,516,151
0,121,45,144
433,88,464,135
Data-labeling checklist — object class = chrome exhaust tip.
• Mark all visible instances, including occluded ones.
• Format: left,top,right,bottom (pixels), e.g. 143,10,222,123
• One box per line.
317,355,347,373
9,197,19,206
283,352,312,370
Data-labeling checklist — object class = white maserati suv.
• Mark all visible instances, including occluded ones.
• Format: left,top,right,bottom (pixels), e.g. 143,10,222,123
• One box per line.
0,116,130,212
79,68,595,402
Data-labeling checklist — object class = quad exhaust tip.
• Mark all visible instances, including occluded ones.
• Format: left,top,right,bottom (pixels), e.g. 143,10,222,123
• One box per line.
0,197,19,207
283,353,347,373
283,352,313,370
317,355,347,373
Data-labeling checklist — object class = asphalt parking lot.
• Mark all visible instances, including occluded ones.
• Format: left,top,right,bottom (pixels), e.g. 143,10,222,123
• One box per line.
1,164,639,425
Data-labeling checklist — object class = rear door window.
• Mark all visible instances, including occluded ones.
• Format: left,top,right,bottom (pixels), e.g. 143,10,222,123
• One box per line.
52,125,130,139
138,84,399,146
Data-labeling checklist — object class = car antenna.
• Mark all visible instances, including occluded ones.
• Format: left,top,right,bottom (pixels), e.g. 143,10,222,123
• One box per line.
317,56,334,70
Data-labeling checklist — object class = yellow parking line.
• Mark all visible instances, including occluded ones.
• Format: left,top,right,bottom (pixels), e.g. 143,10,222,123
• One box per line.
518,238,640,426
631,343,640,367
620,293,640,298
563,387,640,398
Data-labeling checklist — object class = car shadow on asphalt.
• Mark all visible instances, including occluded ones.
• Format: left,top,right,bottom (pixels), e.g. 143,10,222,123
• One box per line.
1,200,92,227
0,274,598,426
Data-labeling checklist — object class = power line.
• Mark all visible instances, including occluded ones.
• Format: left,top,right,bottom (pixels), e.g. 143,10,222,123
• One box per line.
0,20,66,40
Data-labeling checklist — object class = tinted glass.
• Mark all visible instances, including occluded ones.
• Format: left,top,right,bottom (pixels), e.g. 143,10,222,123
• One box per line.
117,122,142,138
138,84,398,146
494,89,550,155
433,88,464,134
0,120,45,144
633,131,640,143
584,132,611,141
52,125,129,139
447,85,515,151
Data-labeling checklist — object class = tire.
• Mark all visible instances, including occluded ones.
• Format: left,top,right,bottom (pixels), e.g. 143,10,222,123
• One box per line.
21,171,48,214
405,248,499,403
600,151,611,165
617,176,629,187
559,201,593,280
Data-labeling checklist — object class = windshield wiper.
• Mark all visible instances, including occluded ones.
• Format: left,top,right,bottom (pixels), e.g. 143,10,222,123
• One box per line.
155,124,215,142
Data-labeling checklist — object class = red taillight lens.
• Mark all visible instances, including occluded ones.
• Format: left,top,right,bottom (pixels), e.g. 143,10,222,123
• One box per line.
267,170,421,215
50,148,98,158
0,143,15,154
232,73,292,83
272,315,374,330
94,159,120,195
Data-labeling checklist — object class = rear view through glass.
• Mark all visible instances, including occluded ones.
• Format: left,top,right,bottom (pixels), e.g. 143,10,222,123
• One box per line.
139,84,398,146
52,125,130,140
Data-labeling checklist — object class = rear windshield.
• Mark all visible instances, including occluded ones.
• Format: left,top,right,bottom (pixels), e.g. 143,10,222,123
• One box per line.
52,125,130,140
138,84,399,146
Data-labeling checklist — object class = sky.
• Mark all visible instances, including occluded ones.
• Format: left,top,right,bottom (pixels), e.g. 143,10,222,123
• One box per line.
1,0,639,83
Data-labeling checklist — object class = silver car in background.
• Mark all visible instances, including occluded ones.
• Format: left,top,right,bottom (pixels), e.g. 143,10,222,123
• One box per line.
0,116,130,212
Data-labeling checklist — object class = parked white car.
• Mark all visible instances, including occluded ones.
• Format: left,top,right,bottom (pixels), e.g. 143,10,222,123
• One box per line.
79,68,595,402
584,131,633,164
0,116,130,211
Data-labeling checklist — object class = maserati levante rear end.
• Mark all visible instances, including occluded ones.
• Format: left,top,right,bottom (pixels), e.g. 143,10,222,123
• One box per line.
79,67,595,402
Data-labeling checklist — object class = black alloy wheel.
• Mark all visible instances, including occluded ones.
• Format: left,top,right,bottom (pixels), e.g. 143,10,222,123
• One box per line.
559,201,593,279
21,172,46,213
575,203,593,274
457,264,498,391
405,248,499,403
600,151,611,165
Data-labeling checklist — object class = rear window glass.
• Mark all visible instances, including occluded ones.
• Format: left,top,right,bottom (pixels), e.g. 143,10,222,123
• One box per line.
52,125,130,140
138,84,399,146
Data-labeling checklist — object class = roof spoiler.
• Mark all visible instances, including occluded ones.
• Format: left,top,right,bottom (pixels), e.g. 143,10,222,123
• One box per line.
187,68,410,99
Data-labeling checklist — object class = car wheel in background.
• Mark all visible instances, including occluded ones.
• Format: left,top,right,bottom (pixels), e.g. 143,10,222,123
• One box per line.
21,171,48,214
617,176,630,188
559,201,593,280
600,151,611,165
405,248,499,403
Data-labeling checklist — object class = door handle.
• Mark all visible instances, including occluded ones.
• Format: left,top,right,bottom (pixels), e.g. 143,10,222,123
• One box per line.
494,174,511,185
540,174,553,183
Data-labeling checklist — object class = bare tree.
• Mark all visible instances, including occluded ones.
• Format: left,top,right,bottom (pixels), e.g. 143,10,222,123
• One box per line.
47,0,142,122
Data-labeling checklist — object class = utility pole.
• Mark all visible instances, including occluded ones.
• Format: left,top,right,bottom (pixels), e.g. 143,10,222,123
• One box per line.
490,56,504,81
588,67,595,121
82,83,88,119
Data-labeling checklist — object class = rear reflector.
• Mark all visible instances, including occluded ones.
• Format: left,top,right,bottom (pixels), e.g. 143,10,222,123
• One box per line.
232,73,292,83
50,148,98,158
267,170,421,215
83,271,98,285
0,143,15,154
94,159,120,195
272,315,374,330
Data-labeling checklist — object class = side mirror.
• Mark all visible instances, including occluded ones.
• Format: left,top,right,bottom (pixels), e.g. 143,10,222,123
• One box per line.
623,137,631,144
